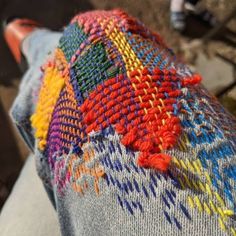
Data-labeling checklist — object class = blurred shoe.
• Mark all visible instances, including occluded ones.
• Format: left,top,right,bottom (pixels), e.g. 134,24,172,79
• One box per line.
170,11,186,32
3,18,41,72
185,3,218,27
194,9,218,27
185,2,197,12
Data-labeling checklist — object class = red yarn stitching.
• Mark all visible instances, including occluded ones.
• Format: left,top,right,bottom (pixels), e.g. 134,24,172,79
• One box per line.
80,68,201,172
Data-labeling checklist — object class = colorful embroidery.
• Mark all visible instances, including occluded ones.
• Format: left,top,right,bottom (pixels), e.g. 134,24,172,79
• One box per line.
31,9,236,234
31,61,65,150
80,68,200,171
53,145,104,195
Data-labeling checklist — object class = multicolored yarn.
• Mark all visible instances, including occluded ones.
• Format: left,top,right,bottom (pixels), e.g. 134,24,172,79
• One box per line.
31,9,236,235
80,68,200,171
31,60,65,150
32,9,201,172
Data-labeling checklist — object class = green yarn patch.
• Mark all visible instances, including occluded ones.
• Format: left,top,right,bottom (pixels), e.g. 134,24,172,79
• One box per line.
59,22,87,62
72,43,120,96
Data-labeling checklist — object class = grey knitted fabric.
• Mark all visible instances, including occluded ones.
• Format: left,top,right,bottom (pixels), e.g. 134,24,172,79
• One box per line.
11,9,236,236
46,128,234,236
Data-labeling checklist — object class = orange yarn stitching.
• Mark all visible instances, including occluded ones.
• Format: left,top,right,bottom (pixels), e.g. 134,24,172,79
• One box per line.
67,149,105,195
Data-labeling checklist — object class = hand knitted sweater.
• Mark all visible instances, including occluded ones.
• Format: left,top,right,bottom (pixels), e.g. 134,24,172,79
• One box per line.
12,9,236,236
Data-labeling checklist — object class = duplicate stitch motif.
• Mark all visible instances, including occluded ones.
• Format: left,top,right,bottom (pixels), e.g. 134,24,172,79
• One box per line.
31,9,236,234
53,146,104,195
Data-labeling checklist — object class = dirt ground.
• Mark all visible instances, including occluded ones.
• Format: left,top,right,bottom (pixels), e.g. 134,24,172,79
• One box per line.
0,0,235,207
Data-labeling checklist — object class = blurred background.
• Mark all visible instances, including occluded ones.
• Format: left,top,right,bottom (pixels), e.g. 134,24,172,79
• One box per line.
0,0,235,209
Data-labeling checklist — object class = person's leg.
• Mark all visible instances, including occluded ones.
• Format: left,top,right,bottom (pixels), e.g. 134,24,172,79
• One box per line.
2,24,63,236
8,28,62,153
0,155,61,236
21,29,62,67
4,18,62,71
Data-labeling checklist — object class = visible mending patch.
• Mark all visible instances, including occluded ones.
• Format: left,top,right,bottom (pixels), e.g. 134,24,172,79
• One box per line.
29,9,236,235
80,67,201,172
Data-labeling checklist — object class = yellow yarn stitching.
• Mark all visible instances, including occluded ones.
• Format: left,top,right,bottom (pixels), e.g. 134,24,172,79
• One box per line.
102,21,143,72
203,202,212,215
231,227,236,236
188,196,194,208
218,217,226,231
31,64,65,150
